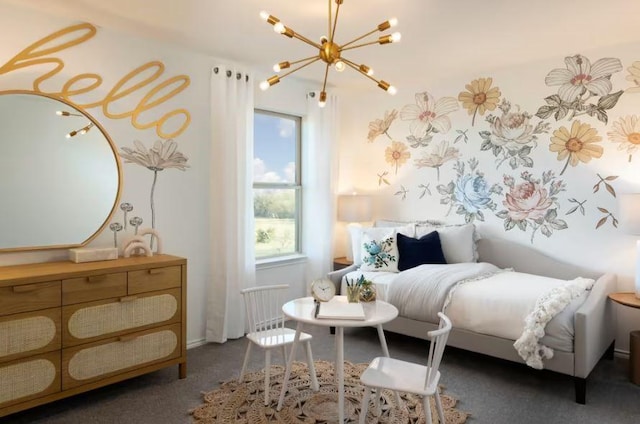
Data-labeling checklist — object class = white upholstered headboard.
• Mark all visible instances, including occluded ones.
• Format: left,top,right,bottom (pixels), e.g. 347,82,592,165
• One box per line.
476,238,600,280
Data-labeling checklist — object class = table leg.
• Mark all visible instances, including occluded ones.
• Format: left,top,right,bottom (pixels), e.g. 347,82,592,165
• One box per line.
377,324,401,405
277,321,303,411
336,326,344,423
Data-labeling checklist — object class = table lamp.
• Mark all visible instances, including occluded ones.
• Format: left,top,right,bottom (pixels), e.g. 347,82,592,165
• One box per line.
619,193,640,298
337,194,372,261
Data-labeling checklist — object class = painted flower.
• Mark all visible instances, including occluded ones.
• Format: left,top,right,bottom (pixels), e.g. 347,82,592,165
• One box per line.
503,181,553,221
120,139,189,171
490,106,536,150
367,109,398,142
608,115,640,162
400,92,459,137
453,174,493,214
385,141,411,174
626,61,640,93
414,140,459,180
549,120,603,175
458,77,501,125
119,139,189,249
545,55,622,102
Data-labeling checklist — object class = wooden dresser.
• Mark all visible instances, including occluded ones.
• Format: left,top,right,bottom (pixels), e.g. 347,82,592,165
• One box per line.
0,254,187,418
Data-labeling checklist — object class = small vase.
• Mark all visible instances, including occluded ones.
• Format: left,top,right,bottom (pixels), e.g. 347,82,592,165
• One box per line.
346,286,361,303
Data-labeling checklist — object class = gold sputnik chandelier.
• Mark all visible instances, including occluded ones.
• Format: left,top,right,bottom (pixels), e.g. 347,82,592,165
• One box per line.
259,0,401,107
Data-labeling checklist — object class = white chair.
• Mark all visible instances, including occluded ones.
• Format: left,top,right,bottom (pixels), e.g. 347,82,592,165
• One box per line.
359,312,452,424
240,284,318,406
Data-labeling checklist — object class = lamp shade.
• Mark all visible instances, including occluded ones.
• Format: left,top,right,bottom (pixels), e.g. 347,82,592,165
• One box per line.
619,194,640,235
337,194,372,222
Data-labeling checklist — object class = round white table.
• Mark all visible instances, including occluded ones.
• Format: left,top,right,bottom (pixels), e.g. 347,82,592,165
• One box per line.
276,296,399,423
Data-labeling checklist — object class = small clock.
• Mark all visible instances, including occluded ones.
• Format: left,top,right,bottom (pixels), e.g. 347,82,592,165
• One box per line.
310,278,336,302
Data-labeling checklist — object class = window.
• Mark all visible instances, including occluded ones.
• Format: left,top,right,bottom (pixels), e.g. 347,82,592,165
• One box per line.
253,110,301,259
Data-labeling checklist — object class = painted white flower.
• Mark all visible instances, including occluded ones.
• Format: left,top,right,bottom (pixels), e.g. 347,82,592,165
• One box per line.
400,91,459,137
367,109,398,142
626,61,640,93
608,115,640,161
490,106,535,150
414,140,459,168
545,55,622,102
120,139,189,171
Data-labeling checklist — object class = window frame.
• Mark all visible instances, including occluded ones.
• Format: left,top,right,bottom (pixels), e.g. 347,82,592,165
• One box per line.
253,109,303,260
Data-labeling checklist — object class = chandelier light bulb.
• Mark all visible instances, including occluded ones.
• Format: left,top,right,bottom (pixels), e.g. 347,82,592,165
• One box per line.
389,17,398,27
320,35,328,44
56,110,64,116
273,64,281,72
319,91,327,107
334,60,346,72
390,32,402,43
259,80,270,91
388,85,397,95
259,11,269,21
273,22,285,34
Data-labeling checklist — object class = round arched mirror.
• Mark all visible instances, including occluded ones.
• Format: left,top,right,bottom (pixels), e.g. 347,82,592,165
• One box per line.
0,90,122,251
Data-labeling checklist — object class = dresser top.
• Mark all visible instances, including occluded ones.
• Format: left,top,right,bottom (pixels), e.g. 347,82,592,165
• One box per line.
0,254,186,286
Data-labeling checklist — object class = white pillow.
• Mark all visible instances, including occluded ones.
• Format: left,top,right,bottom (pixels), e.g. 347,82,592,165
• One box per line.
350,225,414,267
415,223,477,263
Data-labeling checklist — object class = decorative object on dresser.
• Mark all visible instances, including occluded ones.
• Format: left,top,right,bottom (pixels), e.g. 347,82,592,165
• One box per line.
618,193,640,297
68,247,119,263
0,254,187,418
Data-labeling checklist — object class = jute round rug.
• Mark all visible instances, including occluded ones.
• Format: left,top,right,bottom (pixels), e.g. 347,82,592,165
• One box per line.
191,360,469,424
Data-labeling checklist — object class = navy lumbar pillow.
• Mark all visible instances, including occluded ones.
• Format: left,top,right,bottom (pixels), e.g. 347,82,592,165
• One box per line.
397,231,447,271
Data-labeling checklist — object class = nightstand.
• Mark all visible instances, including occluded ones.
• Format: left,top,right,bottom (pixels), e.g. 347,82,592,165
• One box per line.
333,257,353,271
609,292,640,385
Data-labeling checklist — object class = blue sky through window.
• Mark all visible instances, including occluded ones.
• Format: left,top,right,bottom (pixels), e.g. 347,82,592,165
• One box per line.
253,112,297,183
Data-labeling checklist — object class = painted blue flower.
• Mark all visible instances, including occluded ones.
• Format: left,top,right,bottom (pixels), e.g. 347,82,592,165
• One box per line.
454,174,492,214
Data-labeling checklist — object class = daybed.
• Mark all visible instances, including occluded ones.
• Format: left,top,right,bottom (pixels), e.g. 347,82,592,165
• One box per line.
327,232,616,404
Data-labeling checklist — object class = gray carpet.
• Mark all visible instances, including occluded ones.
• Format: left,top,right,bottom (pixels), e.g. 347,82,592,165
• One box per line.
2,325,639,423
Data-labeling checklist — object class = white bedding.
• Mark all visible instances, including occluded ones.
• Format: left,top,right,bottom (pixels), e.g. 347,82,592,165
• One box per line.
344,267,592,354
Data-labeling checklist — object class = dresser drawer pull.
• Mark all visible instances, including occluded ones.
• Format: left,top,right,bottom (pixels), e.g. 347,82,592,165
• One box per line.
87,275,107,283
12,284,39,293
120,296,138,303
148,268,165,275
118,334,139,342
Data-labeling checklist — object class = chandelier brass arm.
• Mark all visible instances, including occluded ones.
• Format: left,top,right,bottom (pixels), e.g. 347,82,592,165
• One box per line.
258,0,401,107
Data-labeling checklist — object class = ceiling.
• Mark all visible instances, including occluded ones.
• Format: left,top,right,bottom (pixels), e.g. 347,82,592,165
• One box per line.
4,0,640,91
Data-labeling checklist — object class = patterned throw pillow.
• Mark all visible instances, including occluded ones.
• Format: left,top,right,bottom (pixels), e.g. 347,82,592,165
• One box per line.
350,225,414,268
360,228,402,272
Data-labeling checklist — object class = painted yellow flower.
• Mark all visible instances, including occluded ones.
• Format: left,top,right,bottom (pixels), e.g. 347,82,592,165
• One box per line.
458,77,501,125
549,120,602,175
608,115,640,162
626,61,640,93
367,109,398,142
385,141,410,174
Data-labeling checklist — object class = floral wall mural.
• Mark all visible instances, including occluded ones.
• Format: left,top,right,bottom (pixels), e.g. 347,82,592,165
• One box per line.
354,50,640,245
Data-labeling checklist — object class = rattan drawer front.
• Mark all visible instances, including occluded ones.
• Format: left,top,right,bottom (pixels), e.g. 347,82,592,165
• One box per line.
0,351,60,409
62,289,180,346
0,282,61,317
0,308,61,364
62,272,126,305
128,266,181,295
62,323,180,390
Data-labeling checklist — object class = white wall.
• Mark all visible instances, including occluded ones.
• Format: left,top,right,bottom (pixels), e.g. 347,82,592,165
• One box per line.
0,3,312,346
337,42,640,351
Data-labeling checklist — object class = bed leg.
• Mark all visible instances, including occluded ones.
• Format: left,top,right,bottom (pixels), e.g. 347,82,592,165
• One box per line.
574,377,586,404
604,340,615,360
330,326,335,335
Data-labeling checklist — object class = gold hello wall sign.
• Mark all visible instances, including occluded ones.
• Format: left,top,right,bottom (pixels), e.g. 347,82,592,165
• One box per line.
0,23,191,139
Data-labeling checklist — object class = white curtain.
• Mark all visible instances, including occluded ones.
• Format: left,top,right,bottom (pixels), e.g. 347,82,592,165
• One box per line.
206,65,255,343
302,91,340,283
